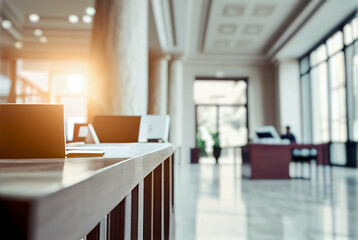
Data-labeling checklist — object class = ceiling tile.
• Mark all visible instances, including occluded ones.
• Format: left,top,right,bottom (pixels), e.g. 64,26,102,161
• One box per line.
236,39,253,48
218,24,237,35
213,39,232,48
243,24,263,35
222,4,246,17
252,4,276,17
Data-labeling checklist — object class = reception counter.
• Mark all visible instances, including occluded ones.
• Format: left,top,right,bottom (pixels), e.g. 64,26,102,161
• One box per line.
241,143,330,179
0,143,174,240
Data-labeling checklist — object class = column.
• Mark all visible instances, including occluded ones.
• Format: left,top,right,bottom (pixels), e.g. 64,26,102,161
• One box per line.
168,58,183,161
7,60,17,103
88,0,148,120
148,54,170,115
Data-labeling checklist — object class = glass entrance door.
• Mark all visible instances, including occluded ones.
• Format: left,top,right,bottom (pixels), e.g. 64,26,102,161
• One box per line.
194,78,248,164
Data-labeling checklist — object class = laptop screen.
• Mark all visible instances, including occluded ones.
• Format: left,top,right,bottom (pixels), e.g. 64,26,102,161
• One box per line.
0,104,66,159
93,115,141,143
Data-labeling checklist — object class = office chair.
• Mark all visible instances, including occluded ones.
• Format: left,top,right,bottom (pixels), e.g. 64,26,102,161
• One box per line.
291,148,318,179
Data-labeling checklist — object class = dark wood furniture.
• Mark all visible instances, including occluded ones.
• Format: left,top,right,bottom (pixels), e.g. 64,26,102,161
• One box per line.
242,143,330,179
0,143,174,240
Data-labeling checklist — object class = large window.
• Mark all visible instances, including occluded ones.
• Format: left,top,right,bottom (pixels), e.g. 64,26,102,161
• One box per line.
194,78,248,164
329,51,347,142
299,14,358,166
309,44,329,144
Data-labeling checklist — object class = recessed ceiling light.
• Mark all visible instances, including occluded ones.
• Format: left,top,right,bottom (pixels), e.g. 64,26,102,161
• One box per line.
82,15,92,24
1,20,12,29
86,7,96,16
40,36,48,44
68,15,79,24
34,29,43,37
14,41,23,49
29,14,40,22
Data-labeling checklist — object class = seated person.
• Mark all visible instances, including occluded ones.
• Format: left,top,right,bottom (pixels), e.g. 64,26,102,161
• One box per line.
281,126,296,143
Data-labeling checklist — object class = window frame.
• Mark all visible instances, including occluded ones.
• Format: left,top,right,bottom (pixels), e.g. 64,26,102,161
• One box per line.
298,11,357,166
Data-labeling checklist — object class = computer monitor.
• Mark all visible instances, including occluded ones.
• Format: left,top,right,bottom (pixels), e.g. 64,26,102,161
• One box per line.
92,115,141,143
0,104,66,158
138,115,170,142
253,126,281,143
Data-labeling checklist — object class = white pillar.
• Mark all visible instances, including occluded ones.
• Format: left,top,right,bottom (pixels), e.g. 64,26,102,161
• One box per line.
168,58,183,162
148,54,170,115
88,0,148,119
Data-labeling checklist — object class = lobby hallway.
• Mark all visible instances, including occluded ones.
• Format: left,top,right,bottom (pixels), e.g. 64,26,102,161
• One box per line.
175,162,358,240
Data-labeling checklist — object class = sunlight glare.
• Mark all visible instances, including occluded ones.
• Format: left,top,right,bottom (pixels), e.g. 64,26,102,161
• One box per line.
67,74,84,94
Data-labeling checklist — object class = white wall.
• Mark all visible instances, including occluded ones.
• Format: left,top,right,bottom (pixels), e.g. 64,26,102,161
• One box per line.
278,60,302,142
180,60,277,163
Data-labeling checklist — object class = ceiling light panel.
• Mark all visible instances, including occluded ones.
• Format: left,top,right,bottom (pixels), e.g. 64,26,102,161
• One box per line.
236,39,253,48
222,4,246,17
213,39,232,48
218,24,238,35
40,36,48,43
14,41,23,49
86,7,96,16
34,29,43,37
253,4,276,17
1,20,12,29
243,24,264,35
29,14,40,22
82,15,92,24
69,15,79,24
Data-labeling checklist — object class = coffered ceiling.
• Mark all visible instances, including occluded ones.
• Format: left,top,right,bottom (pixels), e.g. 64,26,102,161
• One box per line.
203,0,304,55
0,0,357,62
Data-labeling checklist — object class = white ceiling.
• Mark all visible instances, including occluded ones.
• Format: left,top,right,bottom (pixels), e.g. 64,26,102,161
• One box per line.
203,0,302,55
276,0,358,59
1,0,93,59
1,0,357,62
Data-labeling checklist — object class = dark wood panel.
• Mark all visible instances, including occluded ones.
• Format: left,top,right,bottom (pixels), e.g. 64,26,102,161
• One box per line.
87,223,100,240
108,199,125,240
131,185,139,240
143,172,153,240
163,157,170,239
153,163,163,240
171,154,174,211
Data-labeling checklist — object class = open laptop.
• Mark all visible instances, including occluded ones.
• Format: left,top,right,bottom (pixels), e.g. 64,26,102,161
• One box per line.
138,115,170,142
93,115,141,143
0,104,66,159
253,126,289,144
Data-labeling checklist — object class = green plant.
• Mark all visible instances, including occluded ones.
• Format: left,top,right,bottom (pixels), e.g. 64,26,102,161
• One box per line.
196,132,207,156
212,132,220,147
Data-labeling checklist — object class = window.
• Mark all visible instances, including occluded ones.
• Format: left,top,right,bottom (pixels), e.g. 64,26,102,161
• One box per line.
327,31,343,56
301,74,312,143
351,42,358,140
300,56,310,75
329,51,347,142
352,17,358,40
310,62,329,143
344,23,353,46
310,44,327,67
299,13,357,166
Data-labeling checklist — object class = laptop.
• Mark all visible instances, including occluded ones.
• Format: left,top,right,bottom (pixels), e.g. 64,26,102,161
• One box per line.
253,126,288,144
0,104,66,159
138,115,170,142
93,115,141,143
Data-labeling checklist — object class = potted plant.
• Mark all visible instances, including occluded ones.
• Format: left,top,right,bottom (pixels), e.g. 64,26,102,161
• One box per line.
191,132,206,164
212,132,221,164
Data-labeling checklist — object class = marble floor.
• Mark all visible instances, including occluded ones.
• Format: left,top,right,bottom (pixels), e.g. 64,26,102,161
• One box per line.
174,161,358,240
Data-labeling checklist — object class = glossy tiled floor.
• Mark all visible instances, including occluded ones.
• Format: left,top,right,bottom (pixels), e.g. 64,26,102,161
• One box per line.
175,160,358,240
